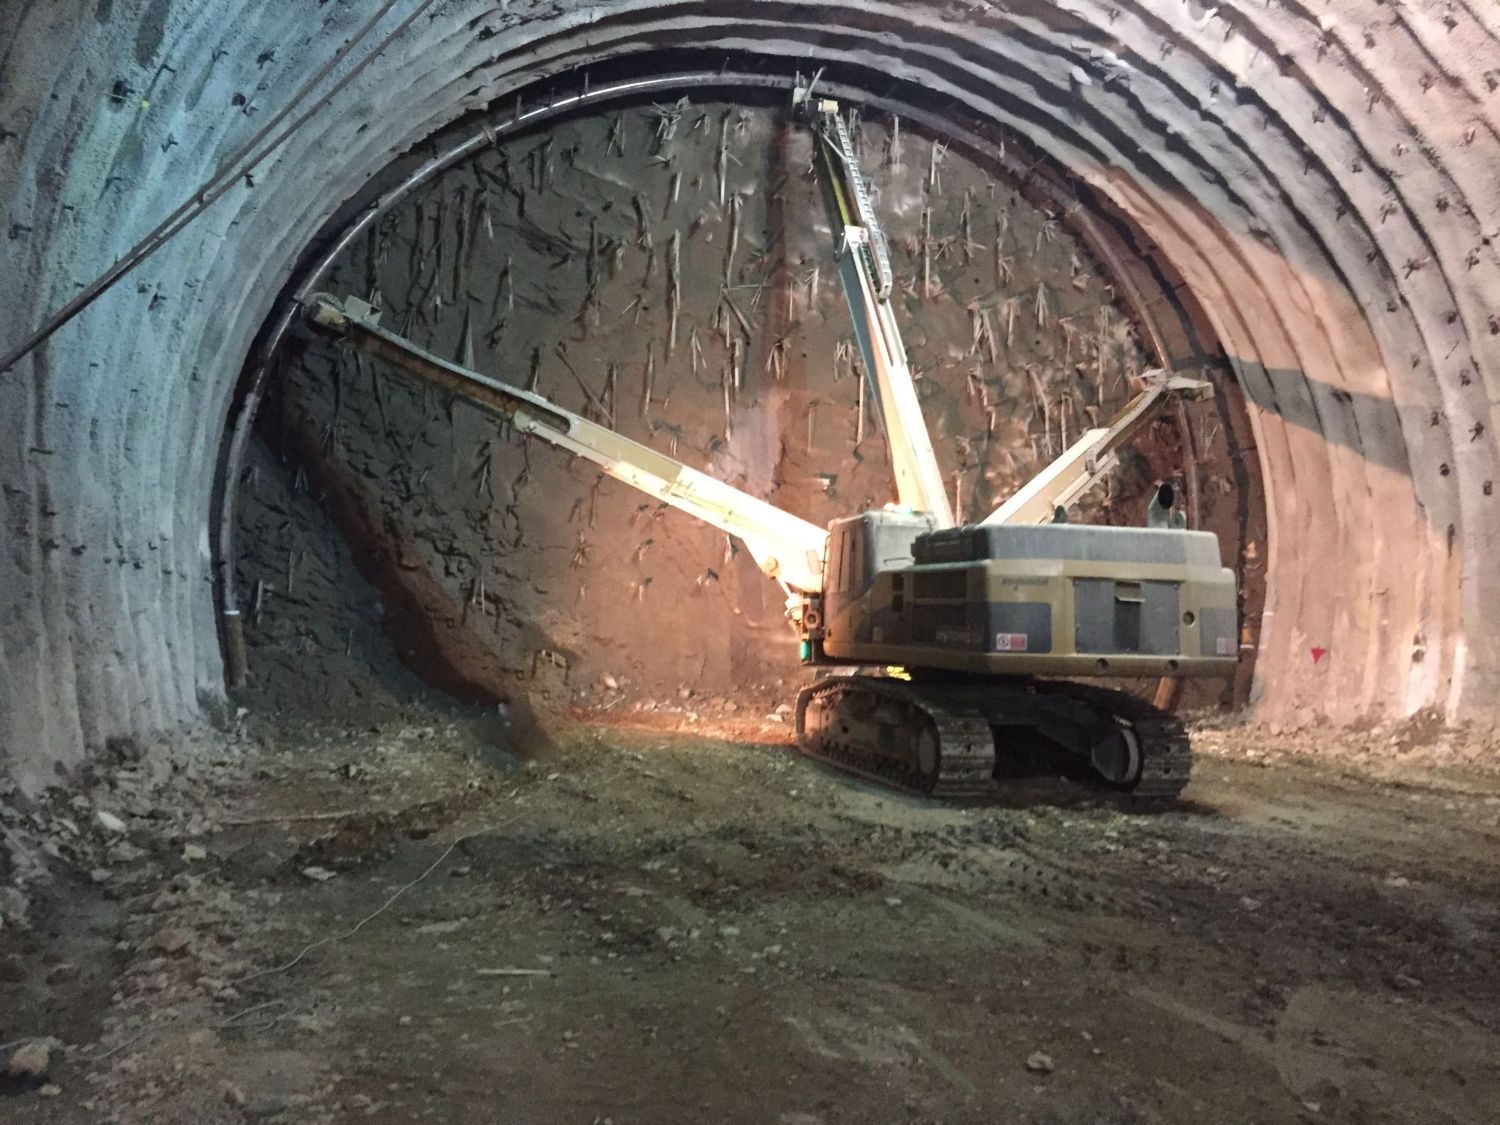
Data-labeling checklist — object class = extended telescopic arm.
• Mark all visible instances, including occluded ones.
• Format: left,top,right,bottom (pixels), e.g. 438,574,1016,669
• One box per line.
981,370,1213,526
797,89,956,528
305,295,829,594
794,88,1211,531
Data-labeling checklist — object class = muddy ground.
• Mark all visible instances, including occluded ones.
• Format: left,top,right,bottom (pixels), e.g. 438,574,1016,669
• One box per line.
4,712,1499,1123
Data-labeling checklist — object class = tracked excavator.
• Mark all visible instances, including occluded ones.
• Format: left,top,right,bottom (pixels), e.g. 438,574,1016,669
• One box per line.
305,90,1237,802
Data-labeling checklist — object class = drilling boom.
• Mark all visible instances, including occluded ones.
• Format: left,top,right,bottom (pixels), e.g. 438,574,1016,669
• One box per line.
305,295,829,594
799,91,956,528
981,371,1213,526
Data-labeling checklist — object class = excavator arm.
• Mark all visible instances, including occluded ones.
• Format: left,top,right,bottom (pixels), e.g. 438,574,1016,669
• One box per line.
982,370,1213,526
797,89,956,528
793,87,1210,532
305,295,829,594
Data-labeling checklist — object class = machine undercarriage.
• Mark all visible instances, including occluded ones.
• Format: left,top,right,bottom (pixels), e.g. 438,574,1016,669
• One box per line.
795,674,1193,802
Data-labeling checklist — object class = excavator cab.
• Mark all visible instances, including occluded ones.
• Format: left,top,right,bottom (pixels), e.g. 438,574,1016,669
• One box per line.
813,509,940,660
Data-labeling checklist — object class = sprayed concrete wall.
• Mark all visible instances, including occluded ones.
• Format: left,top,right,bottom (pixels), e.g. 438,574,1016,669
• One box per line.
2,0,1498,789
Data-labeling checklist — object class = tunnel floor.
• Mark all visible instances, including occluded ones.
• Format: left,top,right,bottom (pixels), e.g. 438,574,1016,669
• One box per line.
4,716,1500,1123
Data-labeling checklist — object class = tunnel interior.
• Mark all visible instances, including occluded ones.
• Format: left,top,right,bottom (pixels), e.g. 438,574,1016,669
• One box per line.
4,2,1500,1119
3,0,1496,794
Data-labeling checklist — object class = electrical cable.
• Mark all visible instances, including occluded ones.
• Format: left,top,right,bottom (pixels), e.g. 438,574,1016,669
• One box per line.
0,0,441,375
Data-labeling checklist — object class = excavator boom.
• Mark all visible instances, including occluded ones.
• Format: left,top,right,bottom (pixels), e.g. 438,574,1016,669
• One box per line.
982,370,1213,526
306,295,829,594
799,90,956,528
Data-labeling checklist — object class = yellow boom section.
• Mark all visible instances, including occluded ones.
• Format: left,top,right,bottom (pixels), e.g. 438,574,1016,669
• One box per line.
306,295,829,593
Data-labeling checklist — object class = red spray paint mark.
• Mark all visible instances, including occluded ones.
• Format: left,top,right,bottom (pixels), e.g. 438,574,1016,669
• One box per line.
1311,646,1327,664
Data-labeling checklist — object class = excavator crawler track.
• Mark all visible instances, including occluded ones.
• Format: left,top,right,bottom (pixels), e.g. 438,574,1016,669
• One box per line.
1024,679,1194,802
795,677,995,798
795,675,1193,803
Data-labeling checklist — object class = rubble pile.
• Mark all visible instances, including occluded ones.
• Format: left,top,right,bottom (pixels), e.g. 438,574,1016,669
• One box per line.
1191,713,1500,779
1,721,258,1110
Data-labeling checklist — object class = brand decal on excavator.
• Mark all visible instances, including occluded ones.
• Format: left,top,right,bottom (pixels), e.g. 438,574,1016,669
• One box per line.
994,632,1029,652
935,628,983,646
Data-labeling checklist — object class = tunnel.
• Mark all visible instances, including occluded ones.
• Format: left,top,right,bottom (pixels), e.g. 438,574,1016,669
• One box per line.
3,2,1500,1120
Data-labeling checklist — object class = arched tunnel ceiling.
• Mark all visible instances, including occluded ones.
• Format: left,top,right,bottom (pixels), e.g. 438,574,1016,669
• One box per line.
1,0,1497,790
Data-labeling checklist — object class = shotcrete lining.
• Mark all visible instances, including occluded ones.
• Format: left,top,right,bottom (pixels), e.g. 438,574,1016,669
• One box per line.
2,0,1497,788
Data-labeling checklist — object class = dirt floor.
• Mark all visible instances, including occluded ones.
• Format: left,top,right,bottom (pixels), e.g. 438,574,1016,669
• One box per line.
4,711,1500,1123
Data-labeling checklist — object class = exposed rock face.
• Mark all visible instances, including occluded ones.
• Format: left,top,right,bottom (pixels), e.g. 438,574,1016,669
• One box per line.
243,100,1248,719
2,1,1497,787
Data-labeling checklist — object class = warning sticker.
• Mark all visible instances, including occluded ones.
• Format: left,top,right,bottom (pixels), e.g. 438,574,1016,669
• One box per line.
994,632,1029,652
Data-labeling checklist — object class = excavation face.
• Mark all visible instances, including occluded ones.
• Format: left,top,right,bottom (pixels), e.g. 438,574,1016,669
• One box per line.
238,98,1253,717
